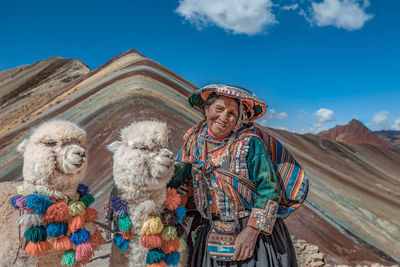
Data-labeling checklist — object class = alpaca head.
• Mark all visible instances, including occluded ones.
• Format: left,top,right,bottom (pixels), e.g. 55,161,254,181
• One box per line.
18,120,87,193
107,121,173,189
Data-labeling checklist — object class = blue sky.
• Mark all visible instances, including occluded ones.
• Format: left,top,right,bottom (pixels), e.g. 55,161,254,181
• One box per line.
1,0,399,133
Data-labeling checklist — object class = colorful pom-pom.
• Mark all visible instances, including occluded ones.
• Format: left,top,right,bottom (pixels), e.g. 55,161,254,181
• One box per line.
25,194,52,215
68,200,86,216
177,238,187,252
80,193,95,207
70,228,91,246
164,188,180,211
25,240,51,256
174,206,186,224
77,183,89,197
24,225,47,243
17,185,23,195
146,248,166,264
46,222,68,238
161,238,180,254
141,216,164,235
110,197,128,216
176,223,185,238
53,235,74,250
161,209,178,226
43,202,70,223
16,196,31,211
10,195,22,209
61,250,77,266
165,251,180,266
68,215,85,233
121,230,131,240
113,233,130,251
161,226,177,241
147,261,167,267
84,207,98,222
141,234,163,249
118,215,132,232
18,214,43,228
76,243,94,262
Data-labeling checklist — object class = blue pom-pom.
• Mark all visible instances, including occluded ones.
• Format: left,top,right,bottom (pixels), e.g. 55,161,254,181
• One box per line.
69,228,91,245
110,197,128,216
10,195,22,210
46,222,68,238
77,184,89,197
166,252,180,266
146,248,166,264
175,205,186,224
113,233,130,251
25,194,52,215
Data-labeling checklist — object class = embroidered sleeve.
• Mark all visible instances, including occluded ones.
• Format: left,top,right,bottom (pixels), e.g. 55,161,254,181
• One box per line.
246,137,281,234
247,200,278,234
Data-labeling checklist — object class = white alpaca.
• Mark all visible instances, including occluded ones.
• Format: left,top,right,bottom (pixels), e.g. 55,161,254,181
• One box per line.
0,120,88,267
107,121,175,267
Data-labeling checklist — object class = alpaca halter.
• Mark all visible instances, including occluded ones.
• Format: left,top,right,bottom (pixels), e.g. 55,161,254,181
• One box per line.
9,184,104,266
110,187,187,267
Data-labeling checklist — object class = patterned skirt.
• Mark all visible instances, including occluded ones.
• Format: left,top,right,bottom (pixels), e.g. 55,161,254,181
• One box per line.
187,214,298,267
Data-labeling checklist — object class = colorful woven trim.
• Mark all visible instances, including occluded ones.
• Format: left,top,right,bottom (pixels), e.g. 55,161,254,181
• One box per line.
9,184,104,265
111,187,187,267
247,200,278,234
188,84,267,121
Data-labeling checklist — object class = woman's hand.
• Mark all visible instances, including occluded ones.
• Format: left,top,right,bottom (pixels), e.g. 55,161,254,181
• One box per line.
232,226,260,261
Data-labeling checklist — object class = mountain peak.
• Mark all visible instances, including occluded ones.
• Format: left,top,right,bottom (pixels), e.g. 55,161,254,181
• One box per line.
317,120,394,148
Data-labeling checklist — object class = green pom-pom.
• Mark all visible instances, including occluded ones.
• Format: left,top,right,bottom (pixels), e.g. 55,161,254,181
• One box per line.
161,226,177,241
79,193,95,207
146,248,166,264
61,250,76,266
118,215,131,232
24,225,47,243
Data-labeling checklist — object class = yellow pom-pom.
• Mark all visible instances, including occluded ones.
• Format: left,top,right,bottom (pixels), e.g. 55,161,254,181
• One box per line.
141,216,164,235
17,185,23,195
68,201,86,216
178,238,187,252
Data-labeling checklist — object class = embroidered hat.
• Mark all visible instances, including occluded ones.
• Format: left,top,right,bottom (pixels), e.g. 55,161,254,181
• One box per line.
188,84,267,121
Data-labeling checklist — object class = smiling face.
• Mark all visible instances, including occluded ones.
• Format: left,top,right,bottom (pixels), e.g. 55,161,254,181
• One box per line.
205,96,239,139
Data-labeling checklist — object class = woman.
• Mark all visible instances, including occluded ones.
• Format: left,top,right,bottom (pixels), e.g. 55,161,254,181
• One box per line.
168,84,298,267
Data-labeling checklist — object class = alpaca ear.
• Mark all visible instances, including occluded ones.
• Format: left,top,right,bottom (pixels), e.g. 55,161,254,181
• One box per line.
17,138,29,153
107,141,121,152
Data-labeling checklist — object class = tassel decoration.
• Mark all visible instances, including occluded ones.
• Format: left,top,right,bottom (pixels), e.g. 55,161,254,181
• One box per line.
53,235,74,250
18,214,43,229
46,222,68,238
118,215,132,231
163,188,180,211
141,234,163,249
160,209,178,226
77,184,89,197
68,215,85,233
177,238,187,252
25,240,51,256
61,250,77,266
161,226,177,241
113,233,130,251
43,202,69,223
75,243,94,262
110,197,128,216
68,201,86,216
84,207,98,222
161,238,180,254
70,228,91,246
146,248,166,264
80,193,95,207
24,225,47,243
16,196,32,211
25,194,52,215
174,206,186,224
141,216,164,235
10,195,22,209
165,252,180,267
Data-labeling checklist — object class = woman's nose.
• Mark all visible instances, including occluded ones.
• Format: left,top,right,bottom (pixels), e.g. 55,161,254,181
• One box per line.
219,111,228,122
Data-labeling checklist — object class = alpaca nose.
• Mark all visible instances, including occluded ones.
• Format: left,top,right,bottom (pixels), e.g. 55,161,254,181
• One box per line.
74,150,86,159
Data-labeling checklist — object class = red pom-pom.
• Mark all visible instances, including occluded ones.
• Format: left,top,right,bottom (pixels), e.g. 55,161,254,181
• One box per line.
161,238,180,254
68,215,85,233
88,228,105,248
53,235,74,250
164,188,181,211
43,202,69,223
141,234,163,249
85,207,98,222
25,241,51,256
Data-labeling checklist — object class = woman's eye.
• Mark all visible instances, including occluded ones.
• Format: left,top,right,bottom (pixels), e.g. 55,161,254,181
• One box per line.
47,141,57,146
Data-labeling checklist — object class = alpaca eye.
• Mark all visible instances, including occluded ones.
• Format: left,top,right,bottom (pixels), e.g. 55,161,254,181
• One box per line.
47,141,57,146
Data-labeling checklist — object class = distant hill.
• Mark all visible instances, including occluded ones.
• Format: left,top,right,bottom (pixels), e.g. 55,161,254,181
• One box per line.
317,119,394,149
0,51,399,265
374,130,400,148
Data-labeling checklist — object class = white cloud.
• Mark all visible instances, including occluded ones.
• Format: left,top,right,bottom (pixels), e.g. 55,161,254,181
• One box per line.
372,111,390,130
313,108,337,123
266,108,288,120
175,0,277,35
391,117,400,131
311,0,373,31
281,4,298,11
